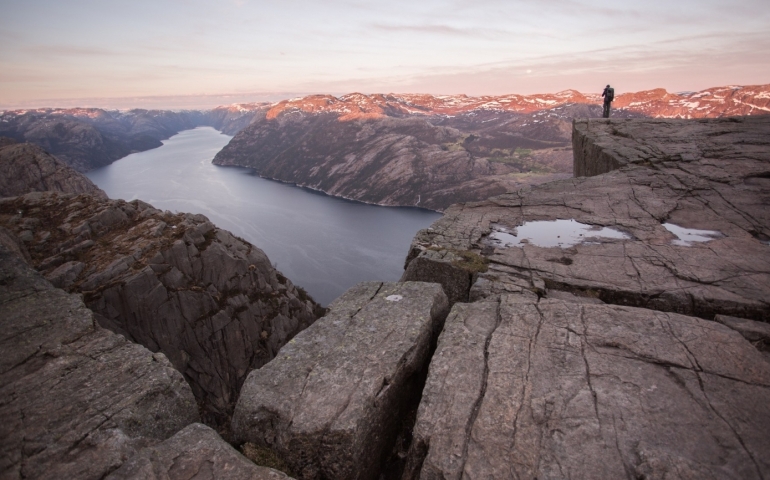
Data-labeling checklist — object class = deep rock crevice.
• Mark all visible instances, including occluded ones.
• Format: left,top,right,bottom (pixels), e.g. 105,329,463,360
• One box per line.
398,117,770,479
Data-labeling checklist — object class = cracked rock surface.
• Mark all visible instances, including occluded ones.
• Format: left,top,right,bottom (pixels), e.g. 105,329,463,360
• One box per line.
232,281,449,480
0,246,199,480
406,294,770,479
403,117,770,321
0,192,321,427
0,142,107,199
107,423,294,480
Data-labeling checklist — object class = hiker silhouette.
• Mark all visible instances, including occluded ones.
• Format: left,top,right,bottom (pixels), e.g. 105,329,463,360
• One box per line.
602,84,615,118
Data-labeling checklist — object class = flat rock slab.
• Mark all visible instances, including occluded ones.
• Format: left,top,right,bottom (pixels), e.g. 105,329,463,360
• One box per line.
0,247,199,480
573,116,770,177
232,281,449,480
406,294,770,479
403,117,770,321
107,423,294,480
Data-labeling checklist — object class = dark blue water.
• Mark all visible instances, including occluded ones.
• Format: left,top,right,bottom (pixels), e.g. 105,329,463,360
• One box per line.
86,127,441,305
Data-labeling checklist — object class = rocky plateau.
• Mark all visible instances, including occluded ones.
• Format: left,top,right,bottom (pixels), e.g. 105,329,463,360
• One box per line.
228,116,770,479
1,112,770,479
394,115,770,478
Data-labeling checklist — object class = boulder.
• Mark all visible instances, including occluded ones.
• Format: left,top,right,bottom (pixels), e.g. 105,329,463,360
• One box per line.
106,423,294,480
400,248,476,304
0,246,199,480
405,294,770,479
0,192,321,427
232,281,449,480
0,143,107,198
403,117,770,321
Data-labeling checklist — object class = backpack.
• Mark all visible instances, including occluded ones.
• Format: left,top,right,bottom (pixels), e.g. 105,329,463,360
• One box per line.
605,87,615,102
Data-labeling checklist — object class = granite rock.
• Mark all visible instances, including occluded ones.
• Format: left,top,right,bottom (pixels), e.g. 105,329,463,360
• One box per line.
0,143,107,198
403,117,770,321
0,226,31,263
405,294,770,479
107,423,294,480
0,246,199,480
232,281,449,480
573,115,770,177
0,192,321,428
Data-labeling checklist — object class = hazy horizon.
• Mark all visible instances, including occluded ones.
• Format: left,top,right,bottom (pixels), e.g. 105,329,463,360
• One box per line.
2,82,768,112
2,0,769,110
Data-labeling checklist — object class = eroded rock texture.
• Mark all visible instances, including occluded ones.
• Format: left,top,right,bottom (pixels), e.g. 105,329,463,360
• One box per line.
107,423,294,480
0,143,107,198
232,282,449,480
0,246,199,480
405,294,770,479
403,116,770,321
715,314,770,361
397,116,770,479
0,192,321,427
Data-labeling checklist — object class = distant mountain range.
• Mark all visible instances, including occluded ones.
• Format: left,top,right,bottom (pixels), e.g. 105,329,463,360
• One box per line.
2,84,768,209
255,84,770,119
0,104,265,171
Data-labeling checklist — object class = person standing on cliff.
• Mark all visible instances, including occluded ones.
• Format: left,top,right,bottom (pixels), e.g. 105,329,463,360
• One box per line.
602,84,615,118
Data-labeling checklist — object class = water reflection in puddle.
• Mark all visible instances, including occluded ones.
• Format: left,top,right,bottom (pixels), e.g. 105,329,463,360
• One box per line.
487,219,630,248
663,223,723,246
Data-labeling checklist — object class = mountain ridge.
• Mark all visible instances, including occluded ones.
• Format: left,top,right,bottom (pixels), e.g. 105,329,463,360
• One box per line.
260,84,770,119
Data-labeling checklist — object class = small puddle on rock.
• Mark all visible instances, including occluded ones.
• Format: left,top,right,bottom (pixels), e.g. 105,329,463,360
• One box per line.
663,223,723,246
487,219,630,248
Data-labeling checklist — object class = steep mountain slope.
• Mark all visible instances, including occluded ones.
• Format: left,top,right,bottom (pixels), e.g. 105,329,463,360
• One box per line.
213,109,579,211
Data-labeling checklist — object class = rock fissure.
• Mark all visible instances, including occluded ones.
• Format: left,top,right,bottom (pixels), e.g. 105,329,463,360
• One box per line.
457,297,502,475
577,307,601,422
402,117,770,479
665,315,766,479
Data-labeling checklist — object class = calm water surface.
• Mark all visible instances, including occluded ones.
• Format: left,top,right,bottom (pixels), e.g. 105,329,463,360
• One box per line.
86,127,441,305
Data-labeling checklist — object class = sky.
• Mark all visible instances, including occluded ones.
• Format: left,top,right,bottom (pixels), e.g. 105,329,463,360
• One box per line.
1,0,769,109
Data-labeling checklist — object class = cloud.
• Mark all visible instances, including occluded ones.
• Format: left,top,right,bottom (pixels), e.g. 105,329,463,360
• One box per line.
372,23,478,36
285,27,770,95
22,44,117,57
